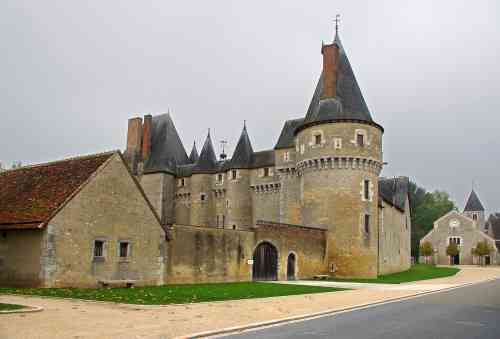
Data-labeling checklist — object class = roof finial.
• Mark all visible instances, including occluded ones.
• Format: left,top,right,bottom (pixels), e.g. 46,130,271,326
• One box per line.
208,128,211,137
243,120,247,130
334,14,340,38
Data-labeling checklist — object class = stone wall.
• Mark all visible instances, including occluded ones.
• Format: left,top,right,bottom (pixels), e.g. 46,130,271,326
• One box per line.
378,199,411,275
140,172,176,224
254,222,327,280
0,230,43,287
45,154,166,287
166,225,254,284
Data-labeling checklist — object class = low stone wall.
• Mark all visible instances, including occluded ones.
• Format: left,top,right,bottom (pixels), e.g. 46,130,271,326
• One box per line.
166,222,328,284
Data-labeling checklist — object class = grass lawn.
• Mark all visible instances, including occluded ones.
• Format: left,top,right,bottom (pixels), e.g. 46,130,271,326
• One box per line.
327,264,460,284
0,282,346,305
0,303,26,311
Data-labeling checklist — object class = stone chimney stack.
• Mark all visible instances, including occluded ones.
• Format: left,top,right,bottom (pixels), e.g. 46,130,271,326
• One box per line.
321,42,340,99
142,115,152,160
125,117,143,173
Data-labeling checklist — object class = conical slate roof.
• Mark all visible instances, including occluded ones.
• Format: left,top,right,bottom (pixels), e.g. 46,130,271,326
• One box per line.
464,190,485,212
192,131,218,173
189,141,199,163
298,34,382,133
228,124,254,169
144,113,189,174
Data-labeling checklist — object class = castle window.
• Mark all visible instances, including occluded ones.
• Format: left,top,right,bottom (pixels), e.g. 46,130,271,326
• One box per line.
226,199,230,208
300,144,305,154
364,214,370,234
223,215,226,227
315,134,322,145
284,151,290,162
231,170,237,180
119,241,130,258
472,213,478,221
263,167,270,177
449,236,461,246
334,138,342,149
178,178,185,187
357,133,365,147
217,174,223,184
216,215,220,227
364,180,370,200
232,225,236,230
485,223,489,231
93,240,105,259
200,193,206,201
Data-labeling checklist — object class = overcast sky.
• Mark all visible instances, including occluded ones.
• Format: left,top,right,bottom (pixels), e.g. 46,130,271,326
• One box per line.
1,0,499,213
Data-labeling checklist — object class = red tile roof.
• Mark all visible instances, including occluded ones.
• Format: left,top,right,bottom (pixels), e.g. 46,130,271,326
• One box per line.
0,152,115,230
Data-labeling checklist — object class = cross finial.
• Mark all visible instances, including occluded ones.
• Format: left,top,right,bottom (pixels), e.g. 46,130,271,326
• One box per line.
335,14,340,36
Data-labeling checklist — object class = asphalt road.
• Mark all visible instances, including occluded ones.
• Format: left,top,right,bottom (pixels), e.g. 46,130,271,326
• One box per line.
222,279,500,339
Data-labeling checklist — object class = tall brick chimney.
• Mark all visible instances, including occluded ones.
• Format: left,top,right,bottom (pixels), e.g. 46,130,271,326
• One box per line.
142,115,152,160
321,42,340,99
125,117,143,173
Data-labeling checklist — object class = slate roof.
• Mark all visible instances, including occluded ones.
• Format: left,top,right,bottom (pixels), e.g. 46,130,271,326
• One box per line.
297,34,383,133
251,150,275,168
274,118,304,150
0,152,114,230
464,190,485,212
192,131,218,174
228,125,254,169
379,177,410,212
144,113,189,174
188,142,199,163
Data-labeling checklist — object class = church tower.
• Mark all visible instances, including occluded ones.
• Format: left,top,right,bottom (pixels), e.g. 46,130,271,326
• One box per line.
463,189,486,229
294,29,384,278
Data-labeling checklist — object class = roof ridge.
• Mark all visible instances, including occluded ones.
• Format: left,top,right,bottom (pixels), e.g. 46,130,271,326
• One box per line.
0,150,118,175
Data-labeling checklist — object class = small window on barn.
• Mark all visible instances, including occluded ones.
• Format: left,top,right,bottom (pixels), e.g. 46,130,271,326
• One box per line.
364,214,370,234
94,240,105,258
119,242,130,258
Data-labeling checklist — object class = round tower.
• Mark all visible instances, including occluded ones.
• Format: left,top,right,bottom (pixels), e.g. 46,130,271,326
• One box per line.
294,33,384,278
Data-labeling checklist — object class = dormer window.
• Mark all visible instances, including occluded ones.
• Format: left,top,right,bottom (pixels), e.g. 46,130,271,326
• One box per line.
283,151,290,162
472,213,478,221
179,178,185,187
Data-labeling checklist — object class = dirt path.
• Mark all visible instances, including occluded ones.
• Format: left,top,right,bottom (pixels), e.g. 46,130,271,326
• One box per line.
1,266,499,339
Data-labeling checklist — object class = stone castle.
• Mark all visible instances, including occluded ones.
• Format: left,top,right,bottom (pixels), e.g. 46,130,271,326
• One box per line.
123,31,411,278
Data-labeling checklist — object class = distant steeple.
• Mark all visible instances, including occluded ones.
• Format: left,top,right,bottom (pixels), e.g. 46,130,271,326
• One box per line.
189,141,199,163
464,190,485,212
192,129,218,173
228,122,254,169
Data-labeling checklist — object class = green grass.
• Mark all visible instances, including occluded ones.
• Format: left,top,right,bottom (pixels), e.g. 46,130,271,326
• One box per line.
0,282,346,305
326,264,460,284
0,303,26,311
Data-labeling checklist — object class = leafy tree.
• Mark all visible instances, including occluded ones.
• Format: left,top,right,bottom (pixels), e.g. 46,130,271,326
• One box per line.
472,240,493,266
409,181,457,259
446,243,459,264
419,241,434,264
11,161,22,169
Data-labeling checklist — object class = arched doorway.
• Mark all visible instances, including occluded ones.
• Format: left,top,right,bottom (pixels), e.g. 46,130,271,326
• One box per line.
252,242,278,281
287,253,296,280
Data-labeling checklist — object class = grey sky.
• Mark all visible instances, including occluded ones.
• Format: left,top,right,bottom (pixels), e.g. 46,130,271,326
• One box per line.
1,0,499,213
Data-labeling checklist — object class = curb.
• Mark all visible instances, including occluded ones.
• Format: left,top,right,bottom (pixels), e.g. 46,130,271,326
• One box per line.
0,305,44,314
177,276,500,339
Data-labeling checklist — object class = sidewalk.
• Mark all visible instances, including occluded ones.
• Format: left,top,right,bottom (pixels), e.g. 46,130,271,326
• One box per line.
0,266,499,339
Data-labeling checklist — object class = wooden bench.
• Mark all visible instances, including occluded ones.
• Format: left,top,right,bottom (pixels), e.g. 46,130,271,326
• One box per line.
313,275,331,280
98,280,139,288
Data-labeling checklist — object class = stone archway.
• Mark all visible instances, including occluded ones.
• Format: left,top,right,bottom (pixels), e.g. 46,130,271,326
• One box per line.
252,242,278,281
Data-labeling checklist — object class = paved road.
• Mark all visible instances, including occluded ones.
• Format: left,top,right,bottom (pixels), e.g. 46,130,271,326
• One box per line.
223,278,500,339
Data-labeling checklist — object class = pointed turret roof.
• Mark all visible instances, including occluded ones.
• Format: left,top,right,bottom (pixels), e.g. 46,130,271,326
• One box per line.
296,33,383,134
229,123,254,169
192,130,218,173
144,113,189,174
464,190,485,212
189,141,199,163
